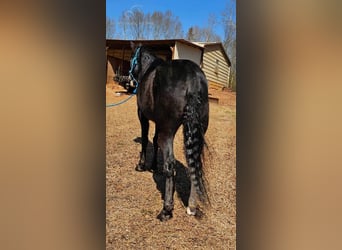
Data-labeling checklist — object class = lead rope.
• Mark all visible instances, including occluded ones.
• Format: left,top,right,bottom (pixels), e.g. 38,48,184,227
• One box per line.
106,48,140,108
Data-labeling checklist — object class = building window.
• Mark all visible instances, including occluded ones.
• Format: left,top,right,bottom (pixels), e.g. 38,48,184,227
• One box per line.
215,59,219,75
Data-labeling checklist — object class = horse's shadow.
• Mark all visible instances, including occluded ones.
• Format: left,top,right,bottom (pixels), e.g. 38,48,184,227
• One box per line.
133,137,190,207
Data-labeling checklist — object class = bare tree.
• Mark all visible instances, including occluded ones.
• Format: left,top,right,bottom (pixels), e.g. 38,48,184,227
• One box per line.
106,16,115,39
118,11,129,39
187,14,221,42
118,9,183,40
172,17,183,39
150,11,164,39
160,10,183,39
222,0,236,90
128,8,146,39
118,7,146,39
186,25,221,42
203,14,221,42
186,27,195,41
186,26,202,41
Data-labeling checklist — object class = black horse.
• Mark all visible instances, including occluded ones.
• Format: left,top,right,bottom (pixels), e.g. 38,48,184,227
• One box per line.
129,44,209,221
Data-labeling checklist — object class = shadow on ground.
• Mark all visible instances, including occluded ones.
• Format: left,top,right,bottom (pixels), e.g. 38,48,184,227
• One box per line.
133,136,190,207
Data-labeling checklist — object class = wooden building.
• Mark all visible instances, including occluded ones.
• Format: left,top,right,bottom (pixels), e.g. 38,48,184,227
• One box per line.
194,42,231,90
106,39,231,90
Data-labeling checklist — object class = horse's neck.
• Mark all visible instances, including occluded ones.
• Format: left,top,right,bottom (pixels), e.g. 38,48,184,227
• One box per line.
140,54,162,81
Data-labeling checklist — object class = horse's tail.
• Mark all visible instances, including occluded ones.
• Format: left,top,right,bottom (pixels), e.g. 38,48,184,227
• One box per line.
183,94,209,204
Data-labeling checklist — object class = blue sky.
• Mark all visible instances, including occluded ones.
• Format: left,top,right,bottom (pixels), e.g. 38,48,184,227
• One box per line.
106,0,235,40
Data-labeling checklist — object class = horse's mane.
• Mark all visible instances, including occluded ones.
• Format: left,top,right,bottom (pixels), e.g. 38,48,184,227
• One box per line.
140,47,164,81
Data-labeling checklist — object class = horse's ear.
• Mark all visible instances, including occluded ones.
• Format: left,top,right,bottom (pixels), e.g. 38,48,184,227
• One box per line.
130,41,136,50
130,42,143,52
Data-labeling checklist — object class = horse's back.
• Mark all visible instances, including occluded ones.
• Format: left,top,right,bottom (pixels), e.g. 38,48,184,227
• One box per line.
152,59,208,129
156,59,208,95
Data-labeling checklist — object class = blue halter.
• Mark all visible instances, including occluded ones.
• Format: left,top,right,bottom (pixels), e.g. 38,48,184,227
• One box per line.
129,47,141,94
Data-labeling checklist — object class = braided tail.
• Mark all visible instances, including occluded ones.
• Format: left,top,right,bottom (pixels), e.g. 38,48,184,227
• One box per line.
183,94,209,204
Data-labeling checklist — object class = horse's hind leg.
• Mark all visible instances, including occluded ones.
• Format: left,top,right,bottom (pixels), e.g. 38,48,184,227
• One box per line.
151,127,158,172
157,133,176,221
187,182,198,215
136,108,149,171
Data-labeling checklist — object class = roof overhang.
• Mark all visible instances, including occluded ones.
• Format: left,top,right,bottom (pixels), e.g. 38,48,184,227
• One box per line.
106,39,203,51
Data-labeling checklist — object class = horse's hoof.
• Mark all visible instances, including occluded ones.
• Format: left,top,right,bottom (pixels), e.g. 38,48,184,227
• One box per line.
150,166,161,174
186,207,196,216
135,164,145,172
187,207,204,219
157,210,173,221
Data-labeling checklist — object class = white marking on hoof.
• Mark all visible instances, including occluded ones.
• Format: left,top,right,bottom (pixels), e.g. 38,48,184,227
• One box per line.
186,207,196,216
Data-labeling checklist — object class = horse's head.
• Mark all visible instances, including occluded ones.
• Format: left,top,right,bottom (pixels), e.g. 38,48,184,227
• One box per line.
129,44,156,85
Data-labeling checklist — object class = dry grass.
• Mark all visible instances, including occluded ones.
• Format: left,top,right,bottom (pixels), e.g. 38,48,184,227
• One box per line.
106,84,236,249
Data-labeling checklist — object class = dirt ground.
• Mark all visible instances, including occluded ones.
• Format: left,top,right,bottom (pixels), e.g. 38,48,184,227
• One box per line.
106,83,236,249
